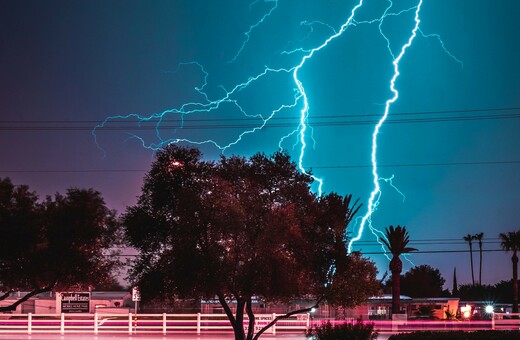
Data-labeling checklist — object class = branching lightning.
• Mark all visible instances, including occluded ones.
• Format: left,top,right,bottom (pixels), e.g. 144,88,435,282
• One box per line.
94,0,462,260
347,0,462,256
347,0,424,254
228,0,279,64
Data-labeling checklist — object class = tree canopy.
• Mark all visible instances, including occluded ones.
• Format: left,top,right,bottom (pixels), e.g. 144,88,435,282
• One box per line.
0,177,123,311
124,145,379,340
385,265,447,298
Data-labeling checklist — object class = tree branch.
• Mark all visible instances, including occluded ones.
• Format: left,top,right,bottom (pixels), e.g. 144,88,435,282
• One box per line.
217,293,236,324
0,284,56,312
252,296,324,340
0,290,13,302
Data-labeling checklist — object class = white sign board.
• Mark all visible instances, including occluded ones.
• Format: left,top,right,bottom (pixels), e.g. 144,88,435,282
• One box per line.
132,287,141,302
254,314,274,333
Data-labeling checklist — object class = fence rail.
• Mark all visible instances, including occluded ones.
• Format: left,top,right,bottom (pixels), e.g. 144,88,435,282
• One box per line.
491,312,520,330
1,313,518,335
0,313,310,335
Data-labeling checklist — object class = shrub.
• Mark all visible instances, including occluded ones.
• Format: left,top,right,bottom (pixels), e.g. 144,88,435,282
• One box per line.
306,320,377,340
388,330,520,340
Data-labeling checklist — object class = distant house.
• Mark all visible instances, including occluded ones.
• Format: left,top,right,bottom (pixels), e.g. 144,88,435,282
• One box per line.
0,291,131,314
0,291,460,321
319,295,459,320
200,295,460,321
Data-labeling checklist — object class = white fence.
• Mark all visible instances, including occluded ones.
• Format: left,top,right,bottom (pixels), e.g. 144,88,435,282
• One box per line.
491,312,520,330
0,313,310,335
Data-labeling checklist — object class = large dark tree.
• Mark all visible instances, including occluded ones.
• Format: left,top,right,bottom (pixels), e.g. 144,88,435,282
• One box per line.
457,283,495,302
499,230,520,313
380,225,417,316
124,145,379,340
0,178,123,312
386,265,446,298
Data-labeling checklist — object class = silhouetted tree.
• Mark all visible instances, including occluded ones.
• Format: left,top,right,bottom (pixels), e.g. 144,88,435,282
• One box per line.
458,283,495,301
380,225,417,315
494,280,517,304
499,230,520,313
474,232,484,285
124,145,380,340
386,265,446,298
0,178,123,312
452,267,459,296
463,234,475,286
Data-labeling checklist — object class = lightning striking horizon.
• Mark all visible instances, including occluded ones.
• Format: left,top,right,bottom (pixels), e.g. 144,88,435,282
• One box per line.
348,0,424,254
94,0,461,260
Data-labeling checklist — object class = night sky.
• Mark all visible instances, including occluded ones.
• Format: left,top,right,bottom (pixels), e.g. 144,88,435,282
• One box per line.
1,0,520,288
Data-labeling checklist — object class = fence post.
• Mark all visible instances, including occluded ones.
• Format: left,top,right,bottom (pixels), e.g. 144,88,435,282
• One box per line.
197,312,201,334
60,313,65,335
163,313,167,335
94,313,98,335
306,313,310,330
491,313,495,330
272,313,276,335
128,313,133,334
28,313,32,335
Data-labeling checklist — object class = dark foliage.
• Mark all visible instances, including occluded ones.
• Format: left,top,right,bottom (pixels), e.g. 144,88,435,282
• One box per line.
124,145,379,340
306,321,377,340
389,330,520,340
385,265,447,298
457,284,496,301
0,177,123,311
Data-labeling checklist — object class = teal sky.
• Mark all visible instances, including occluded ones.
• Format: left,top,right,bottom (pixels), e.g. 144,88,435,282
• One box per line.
1,0,519,288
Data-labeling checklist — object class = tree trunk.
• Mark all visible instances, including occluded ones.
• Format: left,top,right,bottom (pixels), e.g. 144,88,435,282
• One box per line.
218,294,246,340
479,244,483,285
469,243,475,286
245,298,255,340
513,251,518,313
233,299,246,340
390,256,402,315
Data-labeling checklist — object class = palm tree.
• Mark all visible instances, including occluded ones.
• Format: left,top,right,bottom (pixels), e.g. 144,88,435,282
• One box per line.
380,225,417,315
463,234,475,286
499,230,520,313
474,232,484,285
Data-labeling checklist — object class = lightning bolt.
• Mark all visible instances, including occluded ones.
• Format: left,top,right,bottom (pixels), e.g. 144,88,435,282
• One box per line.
347,0,424,254
228,0,279,64
289,0,367,196
94,0,461,261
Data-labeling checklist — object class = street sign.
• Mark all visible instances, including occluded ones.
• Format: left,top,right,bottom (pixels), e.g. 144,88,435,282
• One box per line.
61,292,90,313
132,286,141,302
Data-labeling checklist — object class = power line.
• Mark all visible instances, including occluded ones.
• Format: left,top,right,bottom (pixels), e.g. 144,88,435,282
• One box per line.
110,249,509,257
1,107,520,131
0,169,147,173
359,249,506,255
1,106,519,124
314,160,520,169
356,241,502,246
2,159,519,174
0,160,520,173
